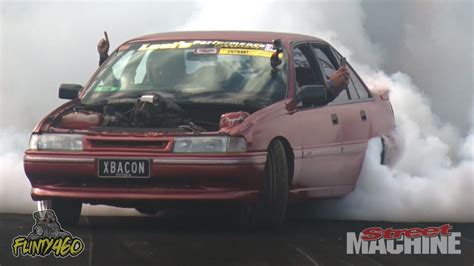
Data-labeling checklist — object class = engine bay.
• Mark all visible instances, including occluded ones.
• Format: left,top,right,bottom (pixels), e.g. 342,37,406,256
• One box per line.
56,94,255,132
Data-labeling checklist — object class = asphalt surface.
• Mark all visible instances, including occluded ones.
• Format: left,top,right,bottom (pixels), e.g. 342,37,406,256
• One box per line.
1,207,473,266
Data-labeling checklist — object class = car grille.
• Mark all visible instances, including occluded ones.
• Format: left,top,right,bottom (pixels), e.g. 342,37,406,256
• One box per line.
84,137,173,152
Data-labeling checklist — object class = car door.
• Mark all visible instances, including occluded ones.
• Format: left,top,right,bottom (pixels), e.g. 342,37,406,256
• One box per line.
292,43,343,193
312,44,371,188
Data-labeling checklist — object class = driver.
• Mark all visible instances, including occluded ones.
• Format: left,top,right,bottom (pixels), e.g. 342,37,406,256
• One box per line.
143,49,186,88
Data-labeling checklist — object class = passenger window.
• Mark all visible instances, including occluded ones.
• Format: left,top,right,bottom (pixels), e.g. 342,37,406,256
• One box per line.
348,65,370,99
312,47,336,79
329,46,371,100
293,45,323,89
312,45,349,104
331,88,350,103
347,80,360,100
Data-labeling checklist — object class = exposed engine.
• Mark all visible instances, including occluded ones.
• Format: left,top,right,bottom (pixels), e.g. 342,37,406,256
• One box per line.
58,94,254,132
99,94,207,132
102,95,180,127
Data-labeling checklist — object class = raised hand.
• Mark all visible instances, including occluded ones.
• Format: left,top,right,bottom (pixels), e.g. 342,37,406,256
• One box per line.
329,66,350,93
97,31,110,57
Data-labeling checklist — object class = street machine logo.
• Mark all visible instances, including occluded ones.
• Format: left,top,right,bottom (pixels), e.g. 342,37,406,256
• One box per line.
11,210,85,258
347,224,461,254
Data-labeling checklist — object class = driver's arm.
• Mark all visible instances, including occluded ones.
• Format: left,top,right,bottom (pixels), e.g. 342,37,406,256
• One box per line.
325,66,349,99
97,31,110,66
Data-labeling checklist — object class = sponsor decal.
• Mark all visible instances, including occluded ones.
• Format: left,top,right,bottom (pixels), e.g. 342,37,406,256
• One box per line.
264,43,274,51
138,40,273,52
219,48,273,58
11,210,85,258
220,111,250,129
346,224,461,254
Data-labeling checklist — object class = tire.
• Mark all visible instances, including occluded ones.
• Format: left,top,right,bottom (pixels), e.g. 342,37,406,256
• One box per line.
135,206,161,215
241,139,289,228
39,199,82,226
380,137,387,165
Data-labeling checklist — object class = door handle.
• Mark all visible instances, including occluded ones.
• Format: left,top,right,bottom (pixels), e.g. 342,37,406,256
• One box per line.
360,110,367,121
331,114,338,125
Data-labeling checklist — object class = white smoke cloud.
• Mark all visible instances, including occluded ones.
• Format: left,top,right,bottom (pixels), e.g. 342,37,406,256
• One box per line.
0,1,198,215
310,70,474,222
362,1,474,130
1,0,473,221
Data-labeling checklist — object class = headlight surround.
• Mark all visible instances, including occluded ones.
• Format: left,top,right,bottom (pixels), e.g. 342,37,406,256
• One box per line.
173,136,247,153
28,134,84,151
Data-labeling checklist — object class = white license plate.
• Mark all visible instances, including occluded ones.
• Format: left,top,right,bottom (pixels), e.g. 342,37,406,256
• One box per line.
98,159,150,178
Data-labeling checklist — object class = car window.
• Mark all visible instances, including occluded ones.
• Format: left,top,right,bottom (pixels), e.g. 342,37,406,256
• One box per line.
348,64,370,99
329,46,371,100
112,50,134,78
347,79,360,100
293,45,323,89
312,45,349,104
312,48,336,79
84,40,288,106
331,88,350,103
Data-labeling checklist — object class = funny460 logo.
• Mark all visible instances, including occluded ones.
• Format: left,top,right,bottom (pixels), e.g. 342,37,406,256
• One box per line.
11,209,85,258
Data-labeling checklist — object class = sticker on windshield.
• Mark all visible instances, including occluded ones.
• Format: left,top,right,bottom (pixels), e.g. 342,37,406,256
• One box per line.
137,40,274,51
139,41,193,51
219,48,273,58
264,44,274,51
194,48,219,54
94,86,119,92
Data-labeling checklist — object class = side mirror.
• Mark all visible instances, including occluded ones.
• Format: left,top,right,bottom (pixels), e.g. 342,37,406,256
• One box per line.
59,84,82,99
295,85,328,107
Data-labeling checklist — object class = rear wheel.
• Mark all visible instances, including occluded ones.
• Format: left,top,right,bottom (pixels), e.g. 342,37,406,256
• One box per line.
39,199,82,226
380,137,387,165
241,139,289,228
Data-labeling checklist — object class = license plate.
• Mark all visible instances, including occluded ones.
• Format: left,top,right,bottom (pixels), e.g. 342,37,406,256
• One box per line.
98,159,150,178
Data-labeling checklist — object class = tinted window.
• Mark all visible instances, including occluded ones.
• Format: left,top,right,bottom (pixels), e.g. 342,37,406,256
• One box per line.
293,45,323,88
293,47,311,68
312,48,336,79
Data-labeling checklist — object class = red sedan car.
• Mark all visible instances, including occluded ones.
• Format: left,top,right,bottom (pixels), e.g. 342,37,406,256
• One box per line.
24,31,396,226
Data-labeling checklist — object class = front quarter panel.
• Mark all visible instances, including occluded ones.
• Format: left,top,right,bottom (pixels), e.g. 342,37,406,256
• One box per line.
224,100,301,153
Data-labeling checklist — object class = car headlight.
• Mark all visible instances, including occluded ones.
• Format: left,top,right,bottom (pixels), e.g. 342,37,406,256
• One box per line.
28,134,84,151
173,136,246,153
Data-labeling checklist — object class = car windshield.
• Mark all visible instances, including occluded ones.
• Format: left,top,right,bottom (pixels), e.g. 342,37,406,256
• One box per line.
82,40,288,106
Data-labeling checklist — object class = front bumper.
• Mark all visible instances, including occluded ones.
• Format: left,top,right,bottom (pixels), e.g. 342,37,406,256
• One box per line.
24,151,267,202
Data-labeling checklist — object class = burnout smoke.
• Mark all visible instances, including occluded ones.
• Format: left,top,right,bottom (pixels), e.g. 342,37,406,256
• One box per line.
310,71,474,222
1,0,472,221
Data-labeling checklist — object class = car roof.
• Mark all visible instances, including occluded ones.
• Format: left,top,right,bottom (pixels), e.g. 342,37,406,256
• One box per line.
128,31,327,45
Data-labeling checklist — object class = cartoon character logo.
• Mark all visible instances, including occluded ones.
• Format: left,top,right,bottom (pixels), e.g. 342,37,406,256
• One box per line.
27,210,72,240
11,210,85,258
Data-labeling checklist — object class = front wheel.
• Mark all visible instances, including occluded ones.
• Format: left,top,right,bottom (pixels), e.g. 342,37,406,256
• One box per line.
241,139,289,228
38,199,82,226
